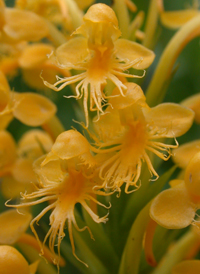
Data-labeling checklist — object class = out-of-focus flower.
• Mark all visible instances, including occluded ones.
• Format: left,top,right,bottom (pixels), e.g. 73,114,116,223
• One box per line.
0,1,49,43
15,0,95,33
9,130,109,266
1,129,53,199
0,71,57,129
157,0,199,29
150,152,200,229
181,93,200,124
43,3,155,126
0,245,38,274
92,82,194,193
0,130,16,177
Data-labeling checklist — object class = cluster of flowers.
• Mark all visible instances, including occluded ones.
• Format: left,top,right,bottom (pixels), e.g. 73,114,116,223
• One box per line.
1,0,200,274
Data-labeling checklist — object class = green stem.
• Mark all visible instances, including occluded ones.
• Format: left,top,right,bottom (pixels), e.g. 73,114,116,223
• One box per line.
151,229,198,274
146,15,200,107
118,202,151,274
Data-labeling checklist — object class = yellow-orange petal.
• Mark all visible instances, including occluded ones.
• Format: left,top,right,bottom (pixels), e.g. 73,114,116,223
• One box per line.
0,71,10,112
181,93,200,124
0,209,32,244
0,0,5,29
34,155,63,183
55,36,88,68
18,129,53,153
83,3,118,27
150,184,195,229
22,67,58,90
172,140,200,169
1,176,30,199
172,260,200,274
12,92,57,126
93,109,123,142
110,82,147,109
4,8,49,41
51,130,91,160
144,103,194,137
114,39,155,69
12,158,36,183
0,245,30,274
74,3,121,40
18,43,54,69
160,10,199,29
0,112,14,130
184,151,200,203
0,130,16,176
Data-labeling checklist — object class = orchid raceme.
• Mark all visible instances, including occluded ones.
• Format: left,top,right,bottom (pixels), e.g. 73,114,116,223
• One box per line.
91,82,194,193
8,130,110,267
43,3,155,126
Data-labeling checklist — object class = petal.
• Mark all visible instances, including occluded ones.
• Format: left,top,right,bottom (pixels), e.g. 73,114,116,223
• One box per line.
0,130,16,176
160,10,199,29
55,37,89,68
144,103,195,137
0,245,30,274
115,39,155,69
13,92,57,126
51,130,91,160
1,176,29,199
0,71,10,112
109,82,147,110
172,140,200,168
18,44,54,69
0,112,14,130
12,158,37,183
18,129,53,153
0,210,32,244
172,260,200,274
181,93,200,123
93,109,123,142
184,151,200,203
4,8,49,41
22,67,58,90
150,185,195,229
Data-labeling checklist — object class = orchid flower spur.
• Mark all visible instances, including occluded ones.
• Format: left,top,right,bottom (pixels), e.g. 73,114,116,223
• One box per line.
8,130,109,266
0,71,56,129
91,82,194,193
150,151,200,229
43,3,155,126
